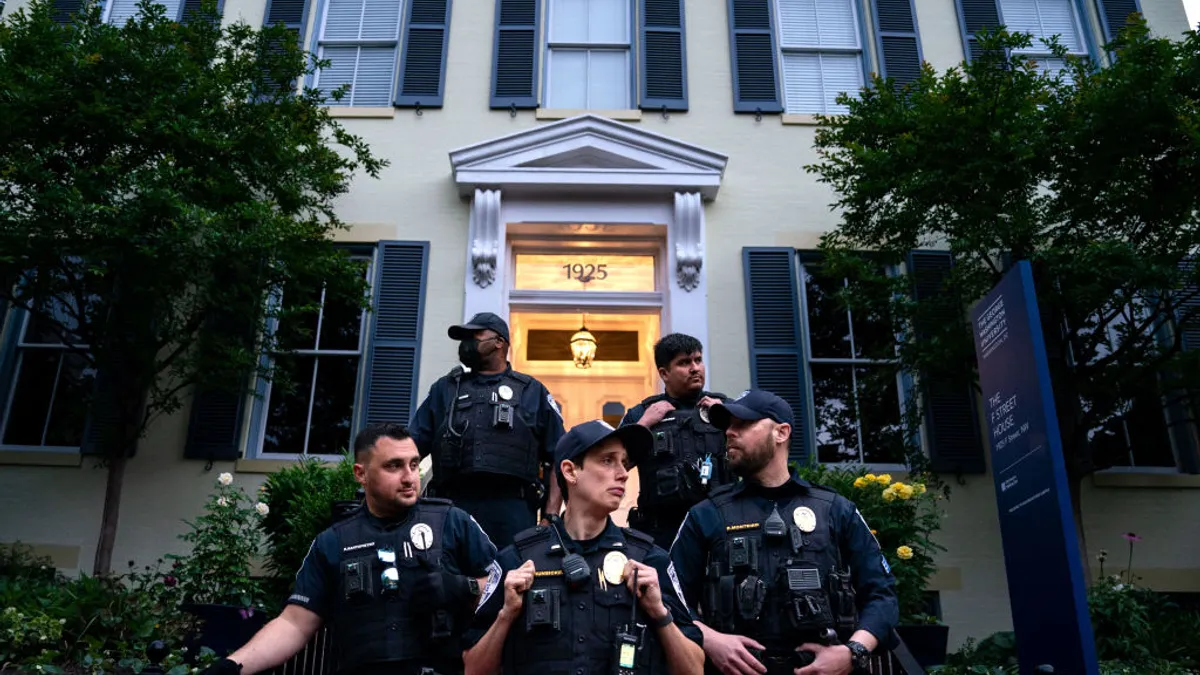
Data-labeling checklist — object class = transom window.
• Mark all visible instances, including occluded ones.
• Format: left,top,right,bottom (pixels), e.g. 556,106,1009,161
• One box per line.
313,0,404,106
545,0,631,109
255,255,373,457
999,0,1088,78
800,261,907,464
1,301,95,449
776,0,865,115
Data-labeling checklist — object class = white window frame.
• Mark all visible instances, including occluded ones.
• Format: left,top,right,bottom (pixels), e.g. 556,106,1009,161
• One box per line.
311,0,404,106
774,0,866,115
998,0,1091,75
544,0,633,110
0,303,93,453
798,258,911,469
247,250,375,460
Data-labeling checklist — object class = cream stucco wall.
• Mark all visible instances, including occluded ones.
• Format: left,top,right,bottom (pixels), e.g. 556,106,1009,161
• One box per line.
2,0,1199,653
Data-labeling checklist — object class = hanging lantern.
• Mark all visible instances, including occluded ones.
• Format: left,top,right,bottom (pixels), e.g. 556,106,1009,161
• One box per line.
570,325,597,369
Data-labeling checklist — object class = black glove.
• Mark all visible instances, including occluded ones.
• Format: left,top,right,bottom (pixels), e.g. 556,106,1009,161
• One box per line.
201,658,242,675
411,567,471,611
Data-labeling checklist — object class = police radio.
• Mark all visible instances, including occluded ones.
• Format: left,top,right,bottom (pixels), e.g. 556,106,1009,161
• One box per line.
611,568,643,675
549,516,592,590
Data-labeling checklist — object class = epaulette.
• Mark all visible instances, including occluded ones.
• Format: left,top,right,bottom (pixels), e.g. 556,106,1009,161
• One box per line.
448,366,465,379
707,391,729,400
802,482,838,502
513,524,552,549
639,393,668,406
507,370,533,385
621,527,656,548
708,483,738,498
418,496,453,506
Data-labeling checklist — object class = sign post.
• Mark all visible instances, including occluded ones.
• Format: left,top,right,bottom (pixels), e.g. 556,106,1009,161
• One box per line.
969,260,1100,674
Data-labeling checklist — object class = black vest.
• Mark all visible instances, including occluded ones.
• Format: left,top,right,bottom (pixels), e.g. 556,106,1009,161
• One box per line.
434,368,540,485
501,524,669,675
698,485,857,653
330,499,459,674
636,393,730,511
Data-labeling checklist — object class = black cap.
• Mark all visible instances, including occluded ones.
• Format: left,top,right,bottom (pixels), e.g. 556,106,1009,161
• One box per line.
448,312,510,342
708,390,795,430
554,420,654,471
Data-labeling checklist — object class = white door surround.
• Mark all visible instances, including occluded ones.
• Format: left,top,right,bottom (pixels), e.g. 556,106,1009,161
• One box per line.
447,114,728,377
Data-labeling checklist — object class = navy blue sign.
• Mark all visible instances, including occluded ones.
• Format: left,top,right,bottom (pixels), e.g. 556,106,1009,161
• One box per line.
970,260,1099,674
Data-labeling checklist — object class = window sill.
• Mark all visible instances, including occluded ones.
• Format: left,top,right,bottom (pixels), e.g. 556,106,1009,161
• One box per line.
235,457,339,474
536,108,642,121
1091,470,1200,489
0,449,83,467
781,114,824,126
0,542,80,570
325,107,396,119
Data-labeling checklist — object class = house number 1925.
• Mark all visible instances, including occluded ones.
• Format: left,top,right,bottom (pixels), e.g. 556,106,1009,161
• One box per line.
562,263,608,282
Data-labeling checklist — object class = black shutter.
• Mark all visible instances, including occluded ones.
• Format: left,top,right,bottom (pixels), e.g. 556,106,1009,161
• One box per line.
727,0,782,114
489,0,540,109
908,250,986,474
954,0,1001,63
361,242,429,429
395,0,452,108
872,0,923,87
639,0,688,112
1096,0,1142,43
262,0,307,37
184,312,259,462
80,361,141,458
181,0,224,24
50,0,83,23
743,248,813,464
1169,258,1200,473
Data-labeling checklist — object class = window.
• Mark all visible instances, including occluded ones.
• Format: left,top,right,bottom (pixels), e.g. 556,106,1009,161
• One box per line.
251,254,373,457
776,0,865,114
103,0,184,24
0,300,95,450
799,260,908,464
999,0,1089,78
545,0,631,109
313,0,404,106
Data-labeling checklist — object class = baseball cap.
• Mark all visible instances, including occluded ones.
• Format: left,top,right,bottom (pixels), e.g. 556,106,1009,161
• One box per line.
448,312,510,342
708,389,795,430
553,420,654,471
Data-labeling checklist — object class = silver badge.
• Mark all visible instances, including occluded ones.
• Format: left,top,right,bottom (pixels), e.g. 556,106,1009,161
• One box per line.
498,385,513,401
793,506,817,533
410,523,434,550
698,406,710,423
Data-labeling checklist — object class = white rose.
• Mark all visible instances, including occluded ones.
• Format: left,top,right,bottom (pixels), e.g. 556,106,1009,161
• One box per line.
218,472,233,486
217,497,229,507
255,502,269,516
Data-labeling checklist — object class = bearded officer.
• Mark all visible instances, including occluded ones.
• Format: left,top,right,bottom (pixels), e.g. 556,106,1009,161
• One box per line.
668,391,899,675
620,333,732,549
410,312,566,546
462,420,705,675
200,423,499,675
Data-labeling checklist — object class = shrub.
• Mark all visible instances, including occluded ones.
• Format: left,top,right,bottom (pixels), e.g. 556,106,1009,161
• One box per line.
260,455,359,586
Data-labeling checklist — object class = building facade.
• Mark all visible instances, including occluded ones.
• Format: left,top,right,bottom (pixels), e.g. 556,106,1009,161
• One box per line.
1,0,1197,649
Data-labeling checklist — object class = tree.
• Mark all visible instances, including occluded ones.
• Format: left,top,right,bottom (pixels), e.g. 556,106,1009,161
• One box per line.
805,18,1200,576
0,0,386,575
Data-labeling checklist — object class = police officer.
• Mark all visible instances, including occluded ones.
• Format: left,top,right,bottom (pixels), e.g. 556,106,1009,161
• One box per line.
462,420,705,675
668,391,899,675
410,312,567,547
621,333,731,549
201,423,499,675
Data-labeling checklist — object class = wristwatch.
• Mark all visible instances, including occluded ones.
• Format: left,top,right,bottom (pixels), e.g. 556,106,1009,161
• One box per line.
467,577,481,597
846,640,870,670
649,610,673,629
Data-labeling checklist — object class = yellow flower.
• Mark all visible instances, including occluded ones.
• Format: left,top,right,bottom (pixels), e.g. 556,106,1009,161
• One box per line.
864,473,877,482
853,477,869,489
896,546,914,560
914,483,926,495
896,484,915,500
876,473,892,485
870,529,877,535
881,489,897,502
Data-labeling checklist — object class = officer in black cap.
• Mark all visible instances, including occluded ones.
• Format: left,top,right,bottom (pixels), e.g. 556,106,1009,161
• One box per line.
200,423,499,675
410,311,567,547
620,333,732,549
667,391,899,675
462,420,705,675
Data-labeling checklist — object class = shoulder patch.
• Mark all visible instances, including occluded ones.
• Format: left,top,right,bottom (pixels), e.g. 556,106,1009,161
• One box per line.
476,560,503,611
881,555,892,575
546,394,563,419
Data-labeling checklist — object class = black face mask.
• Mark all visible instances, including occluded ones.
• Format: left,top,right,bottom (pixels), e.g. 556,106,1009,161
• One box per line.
458,338,485,369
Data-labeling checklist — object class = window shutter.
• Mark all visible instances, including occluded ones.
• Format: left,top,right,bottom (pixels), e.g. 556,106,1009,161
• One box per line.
1169,258,1200,473
954,0,1000,63
872,0,923,87
395,0,452,108
362,241,429,429
263,0,309,44
50,0,84,23
728,0,782,114
184,312,259,462
1096,0,1141,43
908,250,986,474
81,361,142,458
181,0,224,24
743,248,814,465
490,0,540,109
639,0,688,112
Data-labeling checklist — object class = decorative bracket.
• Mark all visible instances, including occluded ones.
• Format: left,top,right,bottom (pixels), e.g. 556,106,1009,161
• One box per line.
469,189,501,288
674,192,704,292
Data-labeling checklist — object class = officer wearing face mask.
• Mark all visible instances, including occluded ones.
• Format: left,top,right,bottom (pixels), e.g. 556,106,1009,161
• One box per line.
411,312,567,548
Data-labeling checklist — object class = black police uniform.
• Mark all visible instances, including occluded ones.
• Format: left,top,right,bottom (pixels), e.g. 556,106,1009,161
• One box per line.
410,364,566,547
463,518,703,675
668,474,899,675
619,390,732,549
286,498,499,675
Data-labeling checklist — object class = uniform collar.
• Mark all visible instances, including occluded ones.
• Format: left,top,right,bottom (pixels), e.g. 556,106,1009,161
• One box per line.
363,505,416,531
729,471,814,497
464,363,513,381
550,516,625,555
662,389,710,409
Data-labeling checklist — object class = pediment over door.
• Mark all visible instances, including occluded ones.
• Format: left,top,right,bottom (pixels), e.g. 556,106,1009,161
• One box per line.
448,114,729,200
